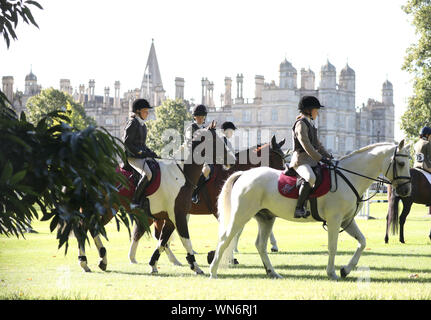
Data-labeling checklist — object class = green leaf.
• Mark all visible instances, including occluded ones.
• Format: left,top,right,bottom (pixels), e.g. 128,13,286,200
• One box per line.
0,161,13,183
9,170,27,185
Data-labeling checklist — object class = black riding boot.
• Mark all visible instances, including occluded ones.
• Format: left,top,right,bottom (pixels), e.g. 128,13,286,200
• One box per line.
294,181,312,218
131,176,150,209
192,174,208,204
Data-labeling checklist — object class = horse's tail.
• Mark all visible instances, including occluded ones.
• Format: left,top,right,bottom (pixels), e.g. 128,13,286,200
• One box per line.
388,187,399,235
217,171,243,266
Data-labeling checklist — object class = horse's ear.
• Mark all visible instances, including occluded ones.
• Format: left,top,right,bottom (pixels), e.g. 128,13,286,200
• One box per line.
271,135,276,147
278,138,286,148
398,139,405,150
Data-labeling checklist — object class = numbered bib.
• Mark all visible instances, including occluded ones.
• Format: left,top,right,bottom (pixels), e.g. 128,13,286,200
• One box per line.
416,153,425,162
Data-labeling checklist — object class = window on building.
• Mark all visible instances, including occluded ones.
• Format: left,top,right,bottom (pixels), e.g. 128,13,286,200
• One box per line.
271,108,278,122
242,110,251,122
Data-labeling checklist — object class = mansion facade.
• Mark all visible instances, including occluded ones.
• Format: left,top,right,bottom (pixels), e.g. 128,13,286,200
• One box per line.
3,41,394,157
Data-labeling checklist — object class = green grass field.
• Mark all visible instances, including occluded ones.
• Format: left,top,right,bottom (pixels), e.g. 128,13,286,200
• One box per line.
1,195,431,300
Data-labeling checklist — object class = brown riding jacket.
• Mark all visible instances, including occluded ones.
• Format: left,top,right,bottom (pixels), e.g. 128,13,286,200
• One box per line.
414,137,431,173
289,115,331,168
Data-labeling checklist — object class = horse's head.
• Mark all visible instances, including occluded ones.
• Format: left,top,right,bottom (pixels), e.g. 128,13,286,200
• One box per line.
387,139,412,197
269,135,287,170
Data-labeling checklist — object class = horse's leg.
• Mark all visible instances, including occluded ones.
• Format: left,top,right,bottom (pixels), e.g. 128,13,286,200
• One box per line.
326,217,342,280
210,200,255,279
399,200,412,244
270,231,279,252
93,234,107,271
128,218,152,264
233,226,243,253
164,240,182,266
154,219,182,267
255,214,281,279
340,220,366,278
149,220,176,274
78,243,91,273
385,192,395,244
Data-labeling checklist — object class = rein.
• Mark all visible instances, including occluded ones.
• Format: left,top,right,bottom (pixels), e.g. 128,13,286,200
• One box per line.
324,146,411,232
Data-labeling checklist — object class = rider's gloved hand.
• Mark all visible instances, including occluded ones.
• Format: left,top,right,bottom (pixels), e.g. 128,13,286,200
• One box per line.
320,157,333,166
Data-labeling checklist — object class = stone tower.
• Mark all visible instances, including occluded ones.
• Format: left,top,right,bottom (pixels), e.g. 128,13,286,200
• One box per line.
339,63,355,93
114,81,121,108
279,58,297,89
224,77,232,106
175,77,185,100
60,79,72,95
319,60,337,89
300,68,315,90
382,80,393,106
24,67,40,96
2,76,14,102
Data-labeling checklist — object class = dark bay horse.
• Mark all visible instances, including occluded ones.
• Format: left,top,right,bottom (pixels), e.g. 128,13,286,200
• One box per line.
128,136,286,269
385,168,431,243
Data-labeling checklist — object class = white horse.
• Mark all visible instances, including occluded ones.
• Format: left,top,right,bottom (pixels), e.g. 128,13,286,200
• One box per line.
209,141,411,280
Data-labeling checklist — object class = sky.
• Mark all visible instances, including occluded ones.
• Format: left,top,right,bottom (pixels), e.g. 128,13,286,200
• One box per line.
0,0,416,140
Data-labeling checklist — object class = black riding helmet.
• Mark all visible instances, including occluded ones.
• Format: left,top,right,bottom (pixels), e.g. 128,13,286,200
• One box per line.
298,96,325,113
132,98,152,113
193,104,208,116
221,121,237,130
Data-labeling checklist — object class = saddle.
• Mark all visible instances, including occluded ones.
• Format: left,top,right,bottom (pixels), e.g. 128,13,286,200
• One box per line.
117,159,161,199
279,164,330,199
278,164,331,223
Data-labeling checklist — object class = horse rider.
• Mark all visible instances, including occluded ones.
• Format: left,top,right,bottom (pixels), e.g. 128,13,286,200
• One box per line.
289,95,333,218
184,104,213,204
123,98,158,212
221,121,237,156
413,126,431,174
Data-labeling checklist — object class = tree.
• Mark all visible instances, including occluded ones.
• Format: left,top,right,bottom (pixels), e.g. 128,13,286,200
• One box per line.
0,0,43,48
146,99,193,156
0,1,150,251
400,0,431,140
26,88,96,130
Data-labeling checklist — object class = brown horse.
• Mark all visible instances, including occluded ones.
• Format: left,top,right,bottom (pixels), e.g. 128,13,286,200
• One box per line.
128,136,287,268
385,168,431,243
77,122,236,274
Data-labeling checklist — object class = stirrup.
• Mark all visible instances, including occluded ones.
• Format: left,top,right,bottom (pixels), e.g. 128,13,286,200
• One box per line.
192,193,199,204
294,207,306,218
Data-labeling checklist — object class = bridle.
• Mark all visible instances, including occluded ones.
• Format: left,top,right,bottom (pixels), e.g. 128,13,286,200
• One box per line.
326,146,411,232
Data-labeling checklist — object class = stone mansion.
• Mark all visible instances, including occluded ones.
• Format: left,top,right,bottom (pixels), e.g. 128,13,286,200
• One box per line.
2,40,394,157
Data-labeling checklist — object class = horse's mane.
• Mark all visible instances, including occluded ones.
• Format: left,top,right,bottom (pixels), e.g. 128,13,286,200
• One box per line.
339,142,394,161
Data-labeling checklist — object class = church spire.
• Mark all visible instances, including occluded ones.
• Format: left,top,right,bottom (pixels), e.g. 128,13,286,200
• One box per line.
140,39,164,105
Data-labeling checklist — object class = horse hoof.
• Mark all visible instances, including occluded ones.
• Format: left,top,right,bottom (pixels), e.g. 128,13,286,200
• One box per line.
149,268,158,274
98,262,107,271
207,250,215,264
271,248,279,252
130,259,138,264
340,267,348,278
230,258,239,265
268,272,283,279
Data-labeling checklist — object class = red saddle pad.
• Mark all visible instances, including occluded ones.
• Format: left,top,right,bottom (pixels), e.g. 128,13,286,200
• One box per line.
278,167,331,199
116,161,161,199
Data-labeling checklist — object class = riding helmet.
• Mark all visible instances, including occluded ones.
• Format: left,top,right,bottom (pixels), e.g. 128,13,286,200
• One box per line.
221,121,237,130
193,104,208,116
298,96,325,112
132,98,152,113
420,126,431,137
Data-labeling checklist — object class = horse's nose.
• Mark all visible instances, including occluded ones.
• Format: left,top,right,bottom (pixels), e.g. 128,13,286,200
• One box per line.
396,184,411,198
